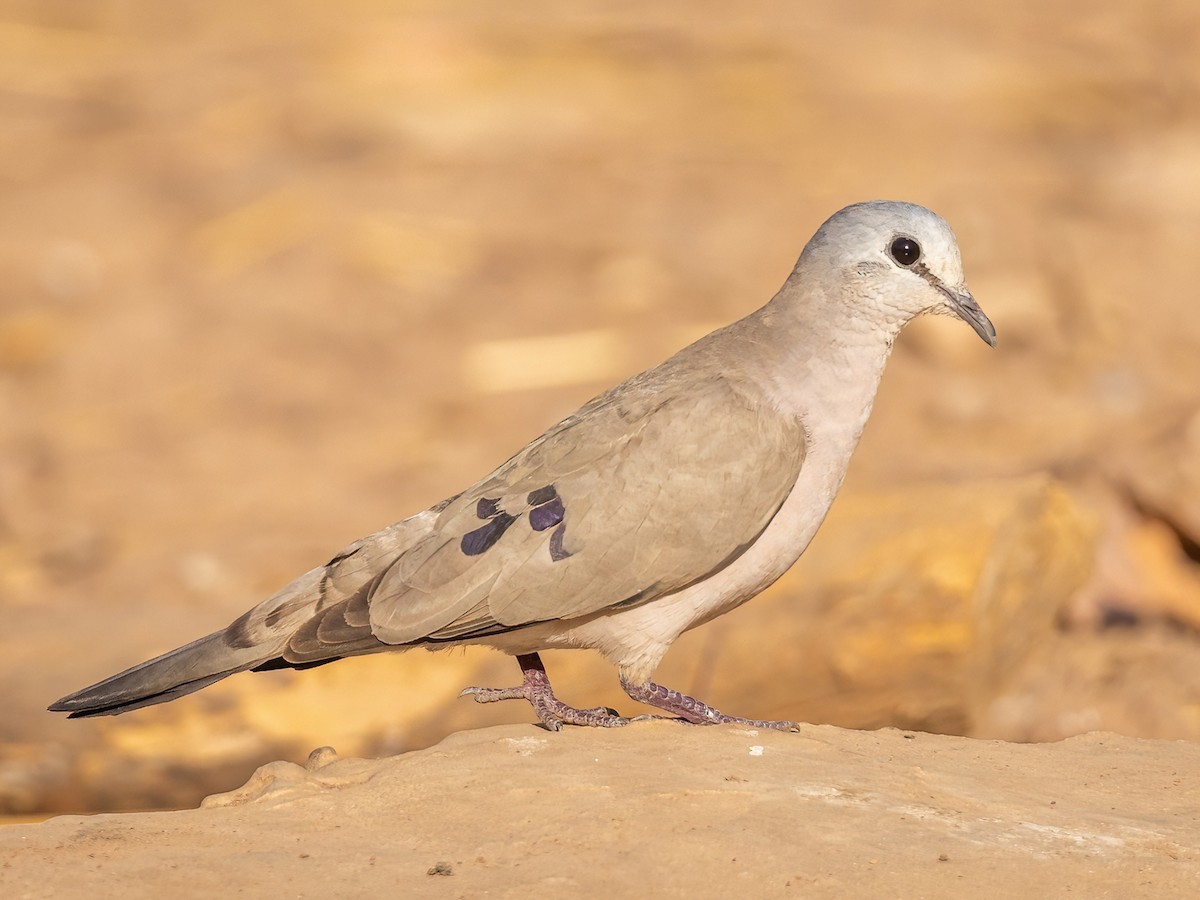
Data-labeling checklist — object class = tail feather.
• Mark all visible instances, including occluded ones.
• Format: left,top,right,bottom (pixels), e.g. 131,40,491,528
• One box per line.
48,631,273,718
49,566,332,718
49,522,426,718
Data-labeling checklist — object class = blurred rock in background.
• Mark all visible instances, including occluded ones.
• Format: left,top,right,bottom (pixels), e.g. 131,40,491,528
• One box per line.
2,0,1199,815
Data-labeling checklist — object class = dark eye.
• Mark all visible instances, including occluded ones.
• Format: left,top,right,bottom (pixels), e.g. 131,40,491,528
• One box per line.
889,236,921,267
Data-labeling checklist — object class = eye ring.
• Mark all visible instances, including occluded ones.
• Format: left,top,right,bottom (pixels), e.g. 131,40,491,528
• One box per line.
889,236,921,267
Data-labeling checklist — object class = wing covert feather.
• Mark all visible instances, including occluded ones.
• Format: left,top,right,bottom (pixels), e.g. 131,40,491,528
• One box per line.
364,371,807,644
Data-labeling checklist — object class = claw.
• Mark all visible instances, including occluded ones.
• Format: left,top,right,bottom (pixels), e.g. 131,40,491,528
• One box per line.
460,653,630,729
620,676,799,731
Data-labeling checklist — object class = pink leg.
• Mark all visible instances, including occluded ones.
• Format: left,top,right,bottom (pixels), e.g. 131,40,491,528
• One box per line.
621,676,799,731
460,653,629,730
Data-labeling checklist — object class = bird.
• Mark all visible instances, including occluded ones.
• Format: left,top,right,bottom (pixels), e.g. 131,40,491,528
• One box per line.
50,200,995,732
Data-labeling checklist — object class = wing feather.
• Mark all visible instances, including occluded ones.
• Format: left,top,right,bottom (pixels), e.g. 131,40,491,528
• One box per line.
361,370,807,644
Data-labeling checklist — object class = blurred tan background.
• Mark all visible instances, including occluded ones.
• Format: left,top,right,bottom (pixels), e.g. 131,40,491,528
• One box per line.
2,0,1199,815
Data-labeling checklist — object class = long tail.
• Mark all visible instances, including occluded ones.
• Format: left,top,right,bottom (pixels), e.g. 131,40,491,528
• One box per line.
48,549,394,718
48,630,281,718
50,519,445,718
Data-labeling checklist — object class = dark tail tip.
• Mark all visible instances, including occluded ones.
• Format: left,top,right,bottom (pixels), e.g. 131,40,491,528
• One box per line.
50,669,242,717
48,631,272,718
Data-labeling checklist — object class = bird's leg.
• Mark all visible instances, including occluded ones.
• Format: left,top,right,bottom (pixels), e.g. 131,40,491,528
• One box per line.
620,676,799,731
460,652,630,731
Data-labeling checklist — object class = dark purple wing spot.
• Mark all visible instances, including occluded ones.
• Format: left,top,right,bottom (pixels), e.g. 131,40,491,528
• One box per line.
529,496,565,532
461,512,516,556
548,523,573,562
526,484,558,506
476,497,501,519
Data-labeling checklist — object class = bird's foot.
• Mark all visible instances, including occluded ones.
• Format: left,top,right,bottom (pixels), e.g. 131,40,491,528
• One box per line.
620,677,800,731
460,652,629,731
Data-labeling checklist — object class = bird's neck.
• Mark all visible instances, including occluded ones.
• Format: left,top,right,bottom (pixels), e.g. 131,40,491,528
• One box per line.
742,277,904,447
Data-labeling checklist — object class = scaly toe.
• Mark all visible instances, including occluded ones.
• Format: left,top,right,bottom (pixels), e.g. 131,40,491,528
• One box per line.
726,718,801,731
458,685,529,704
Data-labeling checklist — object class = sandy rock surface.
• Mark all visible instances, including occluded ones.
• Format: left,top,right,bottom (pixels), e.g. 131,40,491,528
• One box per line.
2,723,1197,898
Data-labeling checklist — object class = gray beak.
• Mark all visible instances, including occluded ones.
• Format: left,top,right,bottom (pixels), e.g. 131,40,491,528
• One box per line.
940,286,996,347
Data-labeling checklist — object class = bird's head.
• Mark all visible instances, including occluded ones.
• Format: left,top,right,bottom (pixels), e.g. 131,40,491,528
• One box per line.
794,200,996,347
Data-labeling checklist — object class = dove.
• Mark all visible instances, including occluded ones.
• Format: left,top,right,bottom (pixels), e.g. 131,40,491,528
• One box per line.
50,200,995,731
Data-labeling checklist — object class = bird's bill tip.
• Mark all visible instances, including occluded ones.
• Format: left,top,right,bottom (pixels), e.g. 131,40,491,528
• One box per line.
944,288,996,347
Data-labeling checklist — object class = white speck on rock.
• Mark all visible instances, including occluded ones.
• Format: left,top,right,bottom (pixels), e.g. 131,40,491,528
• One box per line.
504,737,546,756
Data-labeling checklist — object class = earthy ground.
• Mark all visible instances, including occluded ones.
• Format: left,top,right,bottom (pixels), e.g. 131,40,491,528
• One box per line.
4,724,1199,898
2,0,1200,894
